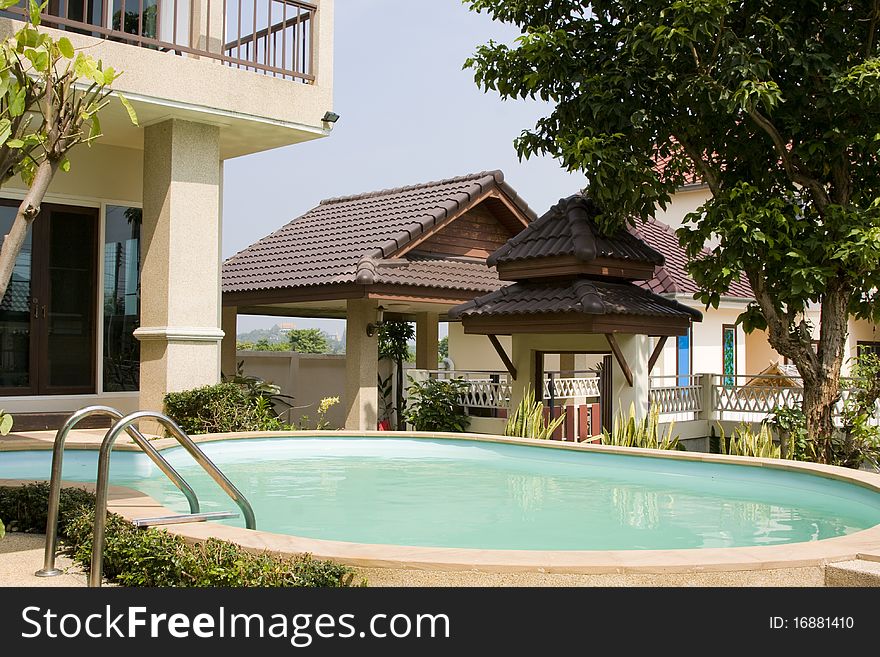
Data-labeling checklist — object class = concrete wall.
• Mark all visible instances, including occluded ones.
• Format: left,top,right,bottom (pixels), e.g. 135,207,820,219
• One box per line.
653,303,745,378
654,185,711,232
236,351,347,429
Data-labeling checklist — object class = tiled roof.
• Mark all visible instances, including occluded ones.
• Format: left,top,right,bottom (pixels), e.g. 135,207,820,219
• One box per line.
362,254,503,293
487,195,665,268
654,152,702,186
222,171,535,294
0,275,29,313
449,279,702,321
629,218,753,299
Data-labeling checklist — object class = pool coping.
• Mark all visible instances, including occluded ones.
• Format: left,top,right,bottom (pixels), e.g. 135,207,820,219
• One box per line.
2,430,880,575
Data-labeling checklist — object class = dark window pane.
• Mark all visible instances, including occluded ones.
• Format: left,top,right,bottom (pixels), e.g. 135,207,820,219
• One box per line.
0,204,31,389
103,206,141,392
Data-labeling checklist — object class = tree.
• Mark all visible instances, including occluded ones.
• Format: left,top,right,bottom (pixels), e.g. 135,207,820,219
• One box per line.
438,335,449,362
0,2,137,300
378,320,415,430
465,0,880,462
288,328,329,354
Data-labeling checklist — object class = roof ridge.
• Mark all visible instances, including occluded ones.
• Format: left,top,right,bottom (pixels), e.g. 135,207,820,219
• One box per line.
318,170,504,206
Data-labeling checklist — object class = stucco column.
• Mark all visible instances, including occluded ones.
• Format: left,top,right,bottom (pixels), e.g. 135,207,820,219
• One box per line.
609,334,650,422
136,119,223,416
511,335,537,409
221,306,238,378
190,0,225,54
415,311,439,370
344,298,379,430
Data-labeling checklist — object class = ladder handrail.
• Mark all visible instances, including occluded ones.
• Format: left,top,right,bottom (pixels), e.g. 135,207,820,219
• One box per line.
90,411,257,587
36,405,200,577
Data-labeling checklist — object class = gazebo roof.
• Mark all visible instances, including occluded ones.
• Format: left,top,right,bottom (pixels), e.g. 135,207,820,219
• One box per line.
488,195,665,282
222,171,535,313
451,195,701,336
449,278,701,336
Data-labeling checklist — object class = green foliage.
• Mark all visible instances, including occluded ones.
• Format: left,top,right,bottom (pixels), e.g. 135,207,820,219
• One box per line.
64,509,357,587
288,328,330,354
237,339,291,352
377,372,394,423
601,403,680,450
836,353,880,470
164,381,287,434
465,0,880,450
378,321,415,362
767,406,813,461
405,377,471,432
295,396,340,430
0,482,94,535
504,384,565,440
438,336,449,361
0,482,358,586
717,423,781,458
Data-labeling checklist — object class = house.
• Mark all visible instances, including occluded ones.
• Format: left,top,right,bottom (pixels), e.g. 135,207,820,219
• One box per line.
0,1,334,428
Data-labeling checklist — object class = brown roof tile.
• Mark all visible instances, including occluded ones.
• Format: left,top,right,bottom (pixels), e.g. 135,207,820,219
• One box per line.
628,218,753,299
487,195,665,268
449,279,702,321
222,171,536,294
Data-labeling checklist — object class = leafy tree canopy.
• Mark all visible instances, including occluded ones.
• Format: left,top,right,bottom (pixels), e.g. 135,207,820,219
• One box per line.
288,328,330,354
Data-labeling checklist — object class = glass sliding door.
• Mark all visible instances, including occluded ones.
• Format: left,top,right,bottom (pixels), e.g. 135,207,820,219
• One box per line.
0,200,98,396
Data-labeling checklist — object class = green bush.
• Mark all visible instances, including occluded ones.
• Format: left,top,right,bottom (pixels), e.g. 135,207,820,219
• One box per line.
504,384,565,440
0,483,359,587
405,377,471,432
601,403,681,450
164,381,287,434
0,482,94,535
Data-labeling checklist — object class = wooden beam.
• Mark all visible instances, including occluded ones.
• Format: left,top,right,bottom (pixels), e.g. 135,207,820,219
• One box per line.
605,333,633,387
648,336,668,374
487,334,517,380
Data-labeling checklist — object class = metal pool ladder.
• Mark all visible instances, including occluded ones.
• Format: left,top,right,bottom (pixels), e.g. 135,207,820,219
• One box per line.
36,406,257,587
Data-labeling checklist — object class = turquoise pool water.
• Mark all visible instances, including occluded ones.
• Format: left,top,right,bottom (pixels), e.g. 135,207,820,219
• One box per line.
2,437,879,550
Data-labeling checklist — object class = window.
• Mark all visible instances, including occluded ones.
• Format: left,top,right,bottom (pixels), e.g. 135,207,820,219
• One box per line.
857,342,880,359
722,325,736,386
676,326,691,386
103,206,141,392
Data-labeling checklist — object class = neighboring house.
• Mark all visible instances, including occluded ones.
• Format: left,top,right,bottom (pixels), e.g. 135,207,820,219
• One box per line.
0,1,334,427
652,182,880,377
221,170,536,430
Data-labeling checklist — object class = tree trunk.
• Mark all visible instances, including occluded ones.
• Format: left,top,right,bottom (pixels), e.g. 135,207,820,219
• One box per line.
0,159,60,300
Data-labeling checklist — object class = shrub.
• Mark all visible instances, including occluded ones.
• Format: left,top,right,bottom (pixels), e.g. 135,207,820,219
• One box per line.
164,381,287,434
601,403,681,450
504,384,565,440
405,377,471,432
717,423,781,458
0,483,359,587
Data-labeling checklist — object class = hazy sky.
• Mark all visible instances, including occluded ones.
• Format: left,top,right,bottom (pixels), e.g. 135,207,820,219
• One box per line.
223,1,582,334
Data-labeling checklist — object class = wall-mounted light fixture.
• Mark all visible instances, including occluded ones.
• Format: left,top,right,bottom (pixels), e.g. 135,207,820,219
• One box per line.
366,306,385,337
322,111,340,124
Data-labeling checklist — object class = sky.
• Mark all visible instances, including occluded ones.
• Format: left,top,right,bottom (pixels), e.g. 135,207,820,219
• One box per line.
223,1,582,334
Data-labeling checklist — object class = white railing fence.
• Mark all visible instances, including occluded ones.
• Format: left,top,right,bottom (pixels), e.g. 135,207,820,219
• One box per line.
407,370,513,410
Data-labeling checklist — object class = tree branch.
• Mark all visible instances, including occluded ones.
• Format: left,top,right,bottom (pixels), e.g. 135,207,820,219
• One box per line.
673,133,721,195
868,0,879,57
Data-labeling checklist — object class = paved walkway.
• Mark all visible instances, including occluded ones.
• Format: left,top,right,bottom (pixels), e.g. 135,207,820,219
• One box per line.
0,533,87,587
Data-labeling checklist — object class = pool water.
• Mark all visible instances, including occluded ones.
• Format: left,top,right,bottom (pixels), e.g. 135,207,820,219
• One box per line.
2,437,879,550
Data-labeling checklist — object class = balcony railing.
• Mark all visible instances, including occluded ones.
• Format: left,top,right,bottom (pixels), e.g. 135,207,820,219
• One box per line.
3,0,316,81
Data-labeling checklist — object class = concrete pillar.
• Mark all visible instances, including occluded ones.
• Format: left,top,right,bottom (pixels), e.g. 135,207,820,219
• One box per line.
190,0,225,54
559,353,576,375
135,119,223,416
221,306,238,378
609,334,650,422
344,298,379,430
511,335,537,409
415,311,439,370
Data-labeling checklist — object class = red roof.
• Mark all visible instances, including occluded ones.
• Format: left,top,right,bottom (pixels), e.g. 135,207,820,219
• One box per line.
628,218,753,299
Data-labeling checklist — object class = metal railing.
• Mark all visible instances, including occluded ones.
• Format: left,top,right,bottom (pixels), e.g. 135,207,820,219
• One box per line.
36,405,199,578
90,410,256,586
3,0,316,81
35,406,256,587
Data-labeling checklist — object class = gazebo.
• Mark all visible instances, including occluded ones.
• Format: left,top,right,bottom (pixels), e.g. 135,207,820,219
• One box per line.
449,195,702,425
221,171,536,430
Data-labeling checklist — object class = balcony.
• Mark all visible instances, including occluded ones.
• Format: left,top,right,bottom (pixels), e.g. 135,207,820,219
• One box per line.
3,0,317,82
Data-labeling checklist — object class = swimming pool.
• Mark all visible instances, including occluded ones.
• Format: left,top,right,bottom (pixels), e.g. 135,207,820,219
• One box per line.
3,436,879,551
